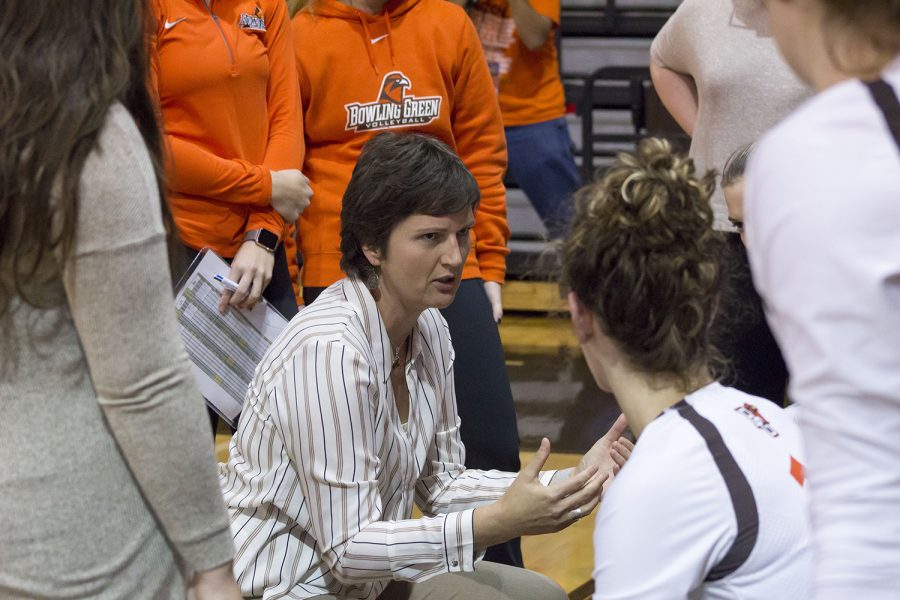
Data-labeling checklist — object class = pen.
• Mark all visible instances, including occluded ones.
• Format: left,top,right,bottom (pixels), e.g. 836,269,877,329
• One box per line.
213,273,240,292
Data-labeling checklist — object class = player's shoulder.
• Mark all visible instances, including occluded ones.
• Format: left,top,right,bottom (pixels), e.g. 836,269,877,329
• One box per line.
756,79,866,170
609,409,713,498
600,410,735,543
689,383,800,441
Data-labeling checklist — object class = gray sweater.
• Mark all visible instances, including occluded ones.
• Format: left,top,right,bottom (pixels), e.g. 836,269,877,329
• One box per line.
651,0,812,231
0,104,234,598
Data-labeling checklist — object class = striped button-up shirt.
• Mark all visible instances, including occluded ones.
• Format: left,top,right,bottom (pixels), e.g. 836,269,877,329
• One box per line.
219,278,549,599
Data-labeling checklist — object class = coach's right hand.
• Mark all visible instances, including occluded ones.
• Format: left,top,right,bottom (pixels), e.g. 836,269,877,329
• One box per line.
472,438,607,550
269,169,312,222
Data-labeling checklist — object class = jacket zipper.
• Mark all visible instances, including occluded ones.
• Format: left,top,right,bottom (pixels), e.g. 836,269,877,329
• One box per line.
201,0,234,65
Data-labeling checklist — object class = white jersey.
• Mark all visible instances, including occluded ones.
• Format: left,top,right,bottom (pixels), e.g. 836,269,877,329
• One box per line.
746,57,900,599
593,383,812,600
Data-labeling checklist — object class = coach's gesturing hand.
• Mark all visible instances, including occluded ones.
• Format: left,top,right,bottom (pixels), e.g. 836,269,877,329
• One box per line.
472,438,607,550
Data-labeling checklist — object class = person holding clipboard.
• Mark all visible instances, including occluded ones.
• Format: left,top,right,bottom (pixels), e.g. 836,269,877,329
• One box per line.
150,0,312,318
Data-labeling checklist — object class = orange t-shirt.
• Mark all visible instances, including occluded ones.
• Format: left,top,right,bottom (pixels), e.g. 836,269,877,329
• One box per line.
468,0,566,127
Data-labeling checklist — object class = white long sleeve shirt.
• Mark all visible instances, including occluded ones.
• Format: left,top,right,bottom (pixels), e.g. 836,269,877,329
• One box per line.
745,58,900,598
219,278,550,599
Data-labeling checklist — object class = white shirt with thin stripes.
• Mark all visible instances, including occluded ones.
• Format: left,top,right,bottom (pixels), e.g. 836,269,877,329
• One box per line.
219,278,549,599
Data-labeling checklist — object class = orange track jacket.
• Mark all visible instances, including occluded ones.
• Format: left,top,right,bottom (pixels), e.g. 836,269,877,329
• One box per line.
291,0,510,288
151,0,304,261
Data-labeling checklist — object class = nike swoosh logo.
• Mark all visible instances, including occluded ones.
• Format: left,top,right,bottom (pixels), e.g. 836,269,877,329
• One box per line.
370,34,389,44
164,17,186,30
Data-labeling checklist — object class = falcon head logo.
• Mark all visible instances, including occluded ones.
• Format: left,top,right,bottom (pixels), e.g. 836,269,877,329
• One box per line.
379,72,411,104
344,71,442,132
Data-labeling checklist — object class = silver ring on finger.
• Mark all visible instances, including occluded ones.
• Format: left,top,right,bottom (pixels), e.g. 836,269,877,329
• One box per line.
569,507,583,521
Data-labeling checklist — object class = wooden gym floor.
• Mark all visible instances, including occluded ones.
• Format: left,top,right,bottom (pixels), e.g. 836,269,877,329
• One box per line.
216,282,617,599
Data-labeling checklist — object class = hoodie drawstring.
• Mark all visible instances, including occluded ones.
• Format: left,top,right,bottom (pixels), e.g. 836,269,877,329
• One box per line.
355,9,395,75
356,14,379,75
382,12,396,67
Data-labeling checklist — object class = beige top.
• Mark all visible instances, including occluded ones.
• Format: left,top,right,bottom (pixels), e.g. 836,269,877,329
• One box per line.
0,104,233,598
651,0,812,230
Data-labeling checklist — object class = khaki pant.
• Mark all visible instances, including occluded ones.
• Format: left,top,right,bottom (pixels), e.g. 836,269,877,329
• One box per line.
309,561,568,600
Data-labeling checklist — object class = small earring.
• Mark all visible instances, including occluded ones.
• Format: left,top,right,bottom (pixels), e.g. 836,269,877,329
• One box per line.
366,268,380,290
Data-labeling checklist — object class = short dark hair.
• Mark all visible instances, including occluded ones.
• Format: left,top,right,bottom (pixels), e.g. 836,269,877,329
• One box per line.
340,132,480,281
722,143,754,188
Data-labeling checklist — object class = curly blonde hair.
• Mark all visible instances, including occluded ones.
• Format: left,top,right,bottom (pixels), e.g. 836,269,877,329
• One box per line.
561,138,726,384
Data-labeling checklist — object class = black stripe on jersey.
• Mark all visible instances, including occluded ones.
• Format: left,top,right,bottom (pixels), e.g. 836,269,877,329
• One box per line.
674,399,759,581
864,79,900,150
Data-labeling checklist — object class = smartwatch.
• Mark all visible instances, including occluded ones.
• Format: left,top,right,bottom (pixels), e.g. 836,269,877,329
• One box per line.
244,228,279,253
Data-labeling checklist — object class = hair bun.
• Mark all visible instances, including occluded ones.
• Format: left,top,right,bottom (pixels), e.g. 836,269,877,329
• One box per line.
561,137,727,382
594,138,717,254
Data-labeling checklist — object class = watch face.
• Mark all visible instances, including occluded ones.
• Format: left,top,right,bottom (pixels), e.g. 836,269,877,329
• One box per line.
257,229,278,250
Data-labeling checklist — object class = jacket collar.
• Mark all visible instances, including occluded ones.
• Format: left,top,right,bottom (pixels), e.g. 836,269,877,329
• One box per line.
339,277,423,384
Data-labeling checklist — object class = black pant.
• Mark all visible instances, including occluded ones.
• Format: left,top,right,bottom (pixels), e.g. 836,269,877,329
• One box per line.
305,279,524,567
712,234,789,405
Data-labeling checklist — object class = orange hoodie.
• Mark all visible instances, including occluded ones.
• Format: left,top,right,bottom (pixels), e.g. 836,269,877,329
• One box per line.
150,0,303,259
291,0,510,289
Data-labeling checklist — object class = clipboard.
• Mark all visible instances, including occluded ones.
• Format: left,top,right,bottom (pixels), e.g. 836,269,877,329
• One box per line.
173,248,289,428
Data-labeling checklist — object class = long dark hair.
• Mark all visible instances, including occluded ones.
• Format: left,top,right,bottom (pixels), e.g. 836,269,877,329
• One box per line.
0,0,168,317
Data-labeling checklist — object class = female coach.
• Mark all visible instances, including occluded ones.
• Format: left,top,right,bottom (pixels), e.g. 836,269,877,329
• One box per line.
219,132,631,599
289,0,523,565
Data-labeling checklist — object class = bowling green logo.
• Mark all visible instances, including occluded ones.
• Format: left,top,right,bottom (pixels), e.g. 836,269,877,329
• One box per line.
345,71,442,133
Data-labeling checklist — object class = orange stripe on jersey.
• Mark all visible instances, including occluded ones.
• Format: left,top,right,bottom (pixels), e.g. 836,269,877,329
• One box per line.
790,455,805,486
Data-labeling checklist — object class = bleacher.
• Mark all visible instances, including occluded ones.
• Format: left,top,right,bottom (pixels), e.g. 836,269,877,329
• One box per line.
506,0,683,283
